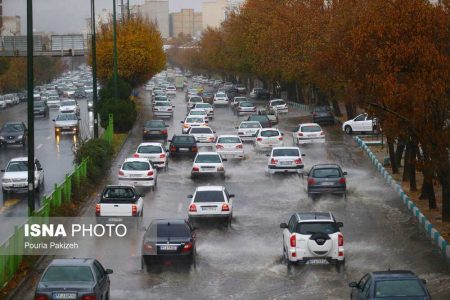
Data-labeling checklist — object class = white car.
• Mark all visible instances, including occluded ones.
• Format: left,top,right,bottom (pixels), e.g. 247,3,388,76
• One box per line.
0,97,6,109
231,96,248,109
255,128,284,151
153,101,174,118
191,152,226,179
96,185,144,220
1,157,44,194
236,101,257,116
293,123,325,145
53,113,80,135
187,108,209,120
133,142,168,169
213,92,229,106
187,186,235,225
236,121,262,141
267,147,305,175
342,113,377,134
268,99,289,113
280,212,345,268
181,116,208,134
59,99,80,115
153,95,168,103
194,103,214,119
187,126,216,144
118,158,157,190
46,95,61,108
215,135,244,159
165,85,177,97
187,96,204,111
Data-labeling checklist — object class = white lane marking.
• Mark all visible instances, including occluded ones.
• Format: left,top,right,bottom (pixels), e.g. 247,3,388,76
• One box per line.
36,144,43,149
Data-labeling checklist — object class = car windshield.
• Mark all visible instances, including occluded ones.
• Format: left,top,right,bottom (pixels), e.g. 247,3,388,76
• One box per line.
145,121,165,128
186,117,204,123
260,130,280,137
191,128,213,134
155,96,167,101
56,114,77,121
301,125,322,132
173,136,196,143
272,100,285,106
103,187,135,198
216,93,226,97
314,106,330,112
61,100,76,106
153,223,190,237
155,102,170,106
35,102,45,107
312,168,341,178
42,266,94,282
240,122,260,129
218,137,240,143
138,145,162,153
3,123,23,132
273,149,299,156
195,154,221,163
190,111,206,115
296,222,339,235
235,97,247,102
240,102,254,107
196,104,210,108
6,161,28,172
375,279,426,298
194,191,225,203
122,161,150,171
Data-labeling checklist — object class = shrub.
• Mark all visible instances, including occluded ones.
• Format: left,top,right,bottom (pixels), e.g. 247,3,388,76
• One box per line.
75,138,113,182
98,98,137,133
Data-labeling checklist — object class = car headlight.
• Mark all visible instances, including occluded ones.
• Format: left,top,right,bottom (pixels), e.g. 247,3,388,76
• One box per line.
17,135,23,139
2,179,12,183
0,136,4,140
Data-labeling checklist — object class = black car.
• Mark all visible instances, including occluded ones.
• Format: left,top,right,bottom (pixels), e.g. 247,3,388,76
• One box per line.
307,164,347,199
256,89,271,100
141,219,197,269
33,100,49,117
247,115,272,128
17,92,27,102
312,106,335,124
202,90,214,104
235,83,247,94
168,135,198,157
0,122,27,146
349,270,431,300
143,120,168,140
35,258,113,300
226,87,239,100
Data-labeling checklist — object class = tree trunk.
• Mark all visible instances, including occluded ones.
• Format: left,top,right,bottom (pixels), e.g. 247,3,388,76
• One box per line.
395,142,405,167
409,141,417,191
344,103,355,119
330,89,342,117
387,138,398,174
438,169,450,221
402,142,411,182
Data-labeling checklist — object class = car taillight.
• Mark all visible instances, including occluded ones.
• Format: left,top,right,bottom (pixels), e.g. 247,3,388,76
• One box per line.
192,166,199,172
168,108,172,111
256,137,262,141
312,112,317,116
278,136,283,141
133,153,139,158
208,137,214,141
298,132,304,137
216,144,224,149
118,170,124,176
160,153,166,159
238,132,244,135
236,144,243,149
290,234,296,247
221,203,230,211
183,124,189,128
95,204,100,216
81,295,97,300
147,170,154,176
182,242,193,252
189,204,197,212
338,233,344,246
294,158,302,165
143,242,153,251
170,145,176,152
320,131,325,136
132,204,138,216
217,166,225,171
339,177,346,184
192,147,198,152
307,178,316,185
270,158,278,164
35,294,49,300
161,129,168,134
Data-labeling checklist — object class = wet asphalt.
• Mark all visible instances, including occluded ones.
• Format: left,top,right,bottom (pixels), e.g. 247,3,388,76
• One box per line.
13,90,450,299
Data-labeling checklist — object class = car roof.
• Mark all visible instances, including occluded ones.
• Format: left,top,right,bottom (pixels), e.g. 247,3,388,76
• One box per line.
152,219,187,225
196,186,224,192
270,99,284,102
138,142,163,147
311,164,341,169
49,258,94,267
124,157,151,163
295,212,334,222
189,109,207,112
104,184,135,190
299,123,321,127
217,135,240,138
197,151,220,155
272,147,299,151
190,126,211,129
370,270,418,279
10,157,28,162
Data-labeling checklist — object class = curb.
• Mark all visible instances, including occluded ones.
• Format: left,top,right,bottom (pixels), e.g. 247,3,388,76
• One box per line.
354,136,450,260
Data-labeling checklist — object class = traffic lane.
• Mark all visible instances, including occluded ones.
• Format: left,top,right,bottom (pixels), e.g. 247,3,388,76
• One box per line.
14,93,450,299
0,100,92,243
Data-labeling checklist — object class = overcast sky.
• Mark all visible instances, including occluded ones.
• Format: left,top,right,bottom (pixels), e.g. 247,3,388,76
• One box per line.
3,0,204,34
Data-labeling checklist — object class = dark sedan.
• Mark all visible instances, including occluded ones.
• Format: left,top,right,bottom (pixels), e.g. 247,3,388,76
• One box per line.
256,89,271,100
143,120,168,140
247,115,272,128
307,164,347,199
312,106,335,124
33,100,49,117
34,258,113,300
0,122,27,147
141,219,197,269
202,90,214,104
168,135,198,157
349,270,431,300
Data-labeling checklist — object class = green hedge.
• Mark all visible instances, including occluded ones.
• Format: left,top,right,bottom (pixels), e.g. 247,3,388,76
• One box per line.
75,139,112,182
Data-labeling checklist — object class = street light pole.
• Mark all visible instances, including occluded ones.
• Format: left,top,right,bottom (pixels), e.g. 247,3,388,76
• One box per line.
120,0,124,23
91,0,99,138
112,0,119,99
127,0,130,20
26,0,35,216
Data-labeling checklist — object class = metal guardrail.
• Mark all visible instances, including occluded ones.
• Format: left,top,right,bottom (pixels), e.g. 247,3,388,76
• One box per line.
0,49,86,57
286,101,311,112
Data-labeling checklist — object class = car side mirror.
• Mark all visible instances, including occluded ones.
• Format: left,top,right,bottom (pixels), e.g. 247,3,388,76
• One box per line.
421,279,427,285
167,139,172,142
37,167,43,171
337,222,343,228
279,223,288,229
139,194,144,198
180,121,184,124
192,226,198,231
343,171,347,175
0,170,5,173
302,154,306,157
229,194,235,198
166,125,169,127
187,195,193,198
52,119,55,122
172,105,176,107
105,269,113,275
222,158,228,162
348,282,358,288
265,154,270,157
78,118,81,121
281,133,284,136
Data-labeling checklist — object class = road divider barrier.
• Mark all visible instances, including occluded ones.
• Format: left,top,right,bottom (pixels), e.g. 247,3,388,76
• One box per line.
354,135,450,260
286,101,311,113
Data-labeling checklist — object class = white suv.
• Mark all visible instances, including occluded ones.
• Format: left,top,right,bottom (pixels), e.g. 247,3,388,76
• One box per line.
280,212,345,270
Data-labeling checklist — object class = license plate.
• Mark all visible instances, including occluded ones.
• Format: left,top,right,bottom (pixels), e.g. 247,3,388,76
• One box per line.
280,161,292,166
160,245,177,251
306,259,329,265
179,148,189,151
150,131,159,134
6,140,15,143
321,182,335,186
63,127,71,129
202,206,216,211
108,217,123,222
53,293,77,299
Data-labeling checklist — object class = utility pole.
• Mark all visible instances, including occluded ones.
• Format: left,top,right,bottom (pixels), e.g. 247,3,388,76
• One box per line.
112,0,119,99
26,0,35,216
120,0,124,23
127,0,130,20
91,0,99,138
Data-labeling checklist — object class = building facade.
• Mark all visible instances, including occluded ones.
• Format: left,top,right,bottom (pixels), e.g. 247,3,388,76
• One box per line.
170,9,202,38
139,0,169,39
202,0,242,30
1,16,21,36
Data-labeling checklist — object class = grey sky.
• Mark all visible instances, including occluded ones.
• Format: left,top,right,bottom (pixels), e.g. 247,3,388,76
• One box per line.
3,0,204,34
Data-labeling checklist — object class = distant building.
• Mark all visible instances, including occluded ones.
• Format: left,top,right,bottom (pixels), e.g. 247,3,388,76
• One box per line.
202,0,242,30
139,0,169,39
1,15,21,36
170,9,202,38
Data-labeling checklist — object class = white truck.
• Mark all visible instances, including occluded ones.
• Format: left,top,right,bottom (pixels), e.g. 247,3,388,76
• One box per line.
175,76,186,90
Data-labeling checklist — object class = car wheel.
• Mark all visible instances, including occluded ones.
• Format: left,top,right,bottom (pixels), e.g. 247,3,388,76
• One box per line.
283,246,294,269
336,260,345,273
344,126,352,134
105,291,110,300
342,192,347,200
140,256,147,271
